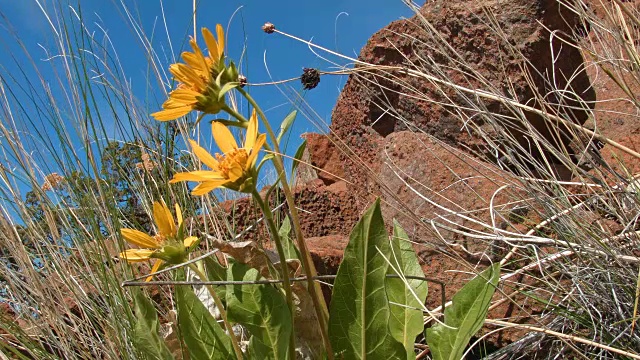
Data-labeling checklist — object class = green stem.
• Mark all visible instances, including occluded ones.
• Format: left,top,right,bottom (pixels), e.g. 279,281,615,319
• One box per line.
222,104,250,123
194,112,206,126
237,87,333,359
188,263,244,360
211,119,247,129
251,189,297,359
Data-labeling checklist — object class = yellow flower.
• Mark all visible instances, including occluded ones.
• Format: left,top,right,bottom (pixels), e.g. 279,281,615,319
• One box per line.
171,109,266,195
119,202,198,281
152,25,226,121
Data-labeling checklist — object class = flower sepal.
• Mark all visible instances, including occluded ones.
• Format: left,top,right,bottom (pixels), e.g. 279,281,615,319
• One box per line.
225,171,257,194
153,244,189,265
214,61,241,101
195,92,226,115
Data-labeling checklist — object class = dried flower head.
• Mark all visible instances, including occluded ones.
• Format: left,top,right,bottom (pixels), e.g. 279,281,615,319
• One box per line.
238,74,247,88
262,22,275,34
301,68,320,90
136,153,157,171
41,173,65,191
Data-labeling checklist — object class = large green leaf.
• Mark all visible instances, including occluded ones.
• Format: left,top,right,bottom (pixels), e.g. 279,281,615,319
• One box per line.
175,285,234,360
328,199,406,359
426,263,501,360
387,221,428,359
132,290,174,360
226,261,292,359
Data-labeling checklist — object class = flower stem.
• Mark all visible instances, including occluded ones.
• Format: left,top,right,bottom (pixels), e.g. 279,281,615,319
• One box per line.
211,119,247,129
187,263,244,360
237,87,333,359
222,104,250,123
251,189,297,359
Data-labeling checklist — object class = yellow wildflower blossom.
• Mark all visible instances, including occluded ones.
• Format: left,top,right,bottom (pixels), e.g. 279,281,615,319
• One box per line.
171,109,266,195
152,25,226,121
119,202,197,281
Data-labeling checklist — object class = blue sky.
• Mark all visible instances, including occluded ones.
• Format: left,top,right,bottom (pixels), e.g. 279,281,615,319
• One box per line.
0,0,413,204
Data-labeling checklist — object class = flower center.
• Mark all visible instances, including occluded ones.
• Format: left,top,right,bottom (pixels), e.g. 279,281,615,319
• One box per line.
153,234,167,245
215,149,249,179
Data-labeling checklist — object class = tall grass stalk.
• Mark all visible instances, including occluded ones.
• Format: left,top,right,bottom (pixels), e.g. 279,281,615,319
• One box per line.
0,2,221,358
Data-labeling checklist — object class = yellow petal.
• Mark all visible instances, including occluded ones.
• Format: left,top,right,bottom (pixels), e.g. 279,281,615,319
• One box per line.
145,260,164,282
169,88,201,103
202,27,219,62
191,179,229,195
170,170,226,183
119,249,156,262
189,139,220,170
153,202,176,237
163,98,195,109
151,106,193,121
212,121,239,154
246,133,266,170
216,24,225,60
121,228,159,248
244,109,258,150
183,236,198,248
227,162,243,180
170,63,203,87
189,38,209,75
175,203,183,228
181,52,210,78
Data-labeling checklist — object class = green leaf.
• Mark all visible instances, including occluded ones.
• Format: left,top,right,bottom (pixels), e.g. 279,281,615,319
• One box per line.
426,263,501,360
278,216,300,261
276,110,297,144
226,261,292,359
328,199,406,360
204,256,227,301
218,82,240,100
291,140,307,175
257,154,274,174
175,285,234,360
132,290,174,360
387,221,428,359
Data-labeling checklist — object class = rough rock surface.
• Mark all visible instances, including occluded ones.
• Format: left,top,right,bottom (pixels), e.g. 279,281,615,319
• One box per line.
217,179,359,242
299,133,345,186
331,0,596,203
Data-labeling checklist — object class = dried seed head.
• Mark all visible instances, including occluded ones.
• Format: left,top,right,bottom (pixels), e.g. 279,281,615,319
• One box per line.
262,22,275,34
238,74,247,88
41,173,65,191
301,68,320,90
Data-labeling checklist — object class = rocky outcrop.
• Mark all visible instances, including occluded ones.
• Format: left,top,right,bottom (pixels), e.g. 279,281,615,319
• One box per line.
332,0,595,201
214,0,638,352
